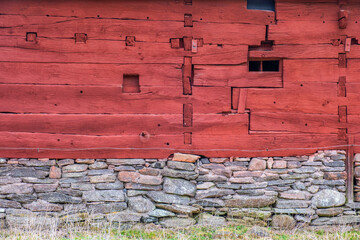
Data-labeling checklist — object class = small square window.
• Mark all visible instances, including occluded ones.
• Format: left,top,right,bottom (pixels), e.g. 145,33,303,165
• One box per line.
122,74,140,93
248,59,280,72
262,60,279,72
247,0,275,11
249,61,261,72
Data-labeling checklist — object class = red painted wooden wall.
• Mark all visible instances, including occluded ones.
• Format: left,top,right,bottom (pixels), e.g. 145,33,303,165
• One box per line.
0,0,359,158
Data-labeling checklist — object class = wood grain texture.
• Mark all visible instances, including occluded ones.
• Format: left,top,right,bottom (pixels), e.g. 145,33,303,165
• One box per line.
0,0,357,158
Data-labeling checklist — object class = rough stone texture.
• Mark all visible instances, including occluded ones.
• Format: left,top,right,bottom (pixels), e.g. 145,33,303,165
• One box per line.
89,174,116,183
149,209,176,217
163,178,196,197
146,191,190,205
0,199,21,209
82,190,125,202
39,192,82,204
62,164,88,173
89,161,108,170
272,215,296,230
159,217,196,228
23,200,63,212
167,161,196,171
107,159,145,165
0,151,351,229
197,213,226,227
248,158,266,171
312,190,346,208
196,188,235,200
0,183,33,194
49,166,61,179
317,208,344,217
128,197,155,213
162,168,198,180
172,153,200,163
225,195,276,208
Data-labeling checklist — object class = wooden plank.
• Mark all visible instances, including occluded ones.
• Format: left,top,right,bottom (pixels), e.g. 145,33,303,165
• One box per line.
237,89,248,114
276,1,338,21
0,113,248,136
246,82,339,114
0,16,266,45
250,112,339,134
0,114,183,136
268,20,339,44
182,57,192,95
192,133,346,157
183,103,193,127
0,36,248,64
0,0,275,24
283,59,338,83
0,131,186,158
192,114,248,135
346,60,360,83
338,76,347,97
0,85,230,114
194,65,282,88
346,116,360,133
249,44,342,59
0,132,344,159
344,83,360,115
0,62,182,86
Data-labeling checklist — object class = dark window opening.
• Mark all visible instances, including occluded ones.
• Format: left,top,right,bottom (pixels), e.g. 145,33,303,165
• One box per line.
122,74,140,93
249,61,261,72
249,59,280,72
263,60,279,71
247,0,275,11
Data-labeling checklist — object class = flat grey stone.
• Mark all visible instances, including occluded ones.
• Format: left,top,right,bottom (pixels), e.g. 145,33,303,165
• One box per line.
146,191,190,205
82,190,125,202
163,178,196,197
128,196,155,213
312,189,346,208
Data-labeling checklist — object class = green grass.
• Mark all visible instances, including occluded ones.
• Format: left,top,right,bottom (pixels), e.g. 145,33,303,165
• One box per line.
2,225,360,240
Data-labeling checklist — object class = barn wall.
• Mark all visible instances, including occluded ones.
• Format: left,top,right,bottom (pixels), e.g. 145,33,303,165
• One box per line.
1,0,359,159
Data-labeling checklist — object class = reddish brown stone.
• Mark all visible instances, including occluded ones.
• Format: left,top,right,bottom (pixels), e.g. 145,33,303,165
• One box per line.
209,158,228,163
49,166,61,179
248,158,266,171
324,172,346,180
34,183,59,193
76,159,95,164
118,171,140,182
172,153,200,163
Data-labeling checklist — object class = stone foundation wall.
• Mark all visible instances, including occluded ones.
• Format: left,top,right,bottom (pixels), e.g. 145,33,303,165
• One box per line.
0,150,355,230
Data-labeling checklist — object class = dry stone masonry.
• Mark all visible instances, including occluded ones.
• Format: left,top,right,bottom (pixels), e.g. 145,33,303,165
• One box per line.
0,150,357,229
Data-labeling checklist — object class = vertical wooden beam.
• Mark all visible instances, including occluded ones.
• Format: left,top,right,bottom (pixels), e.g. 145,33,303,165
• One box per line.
183,103,193,127
338,76,346,97
182,57,192,95
338,128,347,140
184,14,193,27
347,136,355,203
339,105,347,123
183,36,193,51
339,53,347,68
237,89,248,114
184,132,192,144
231,88,240,110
